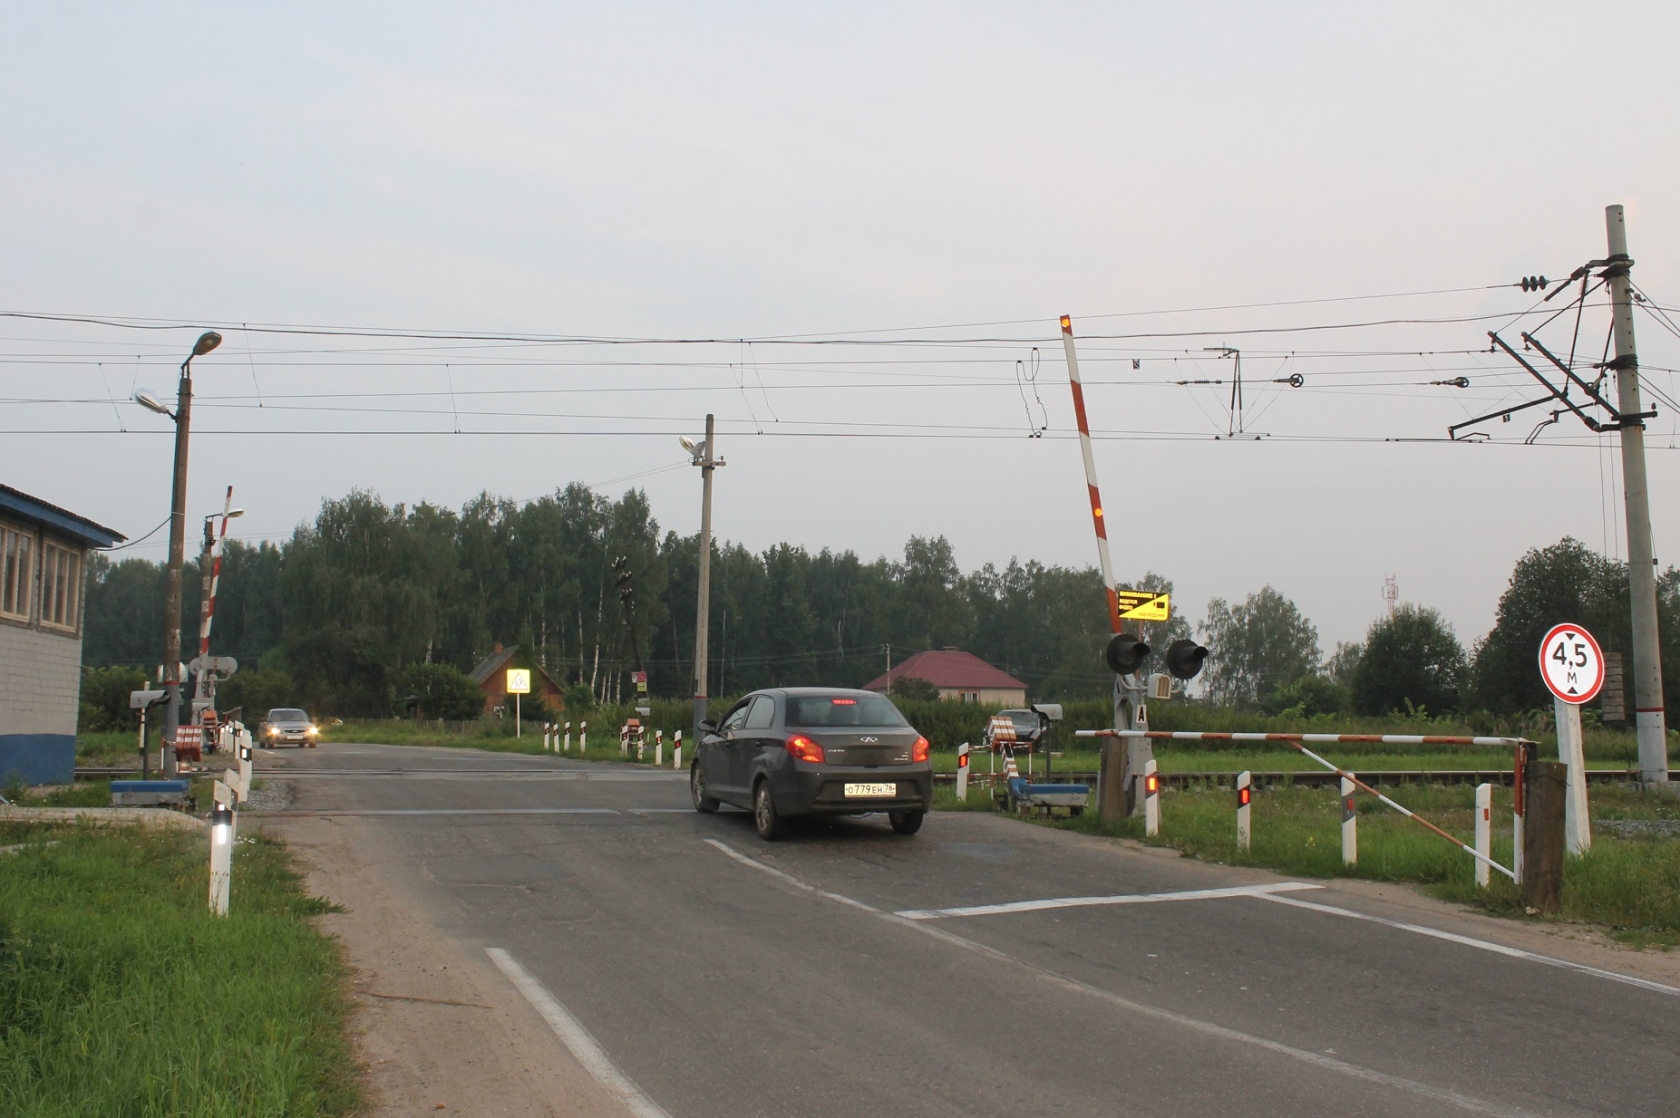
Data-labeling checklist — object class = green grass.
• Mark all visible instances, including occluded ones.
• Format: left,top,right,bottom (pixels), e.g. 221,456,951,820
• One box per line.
0,824,361,1116
941,779,1680,947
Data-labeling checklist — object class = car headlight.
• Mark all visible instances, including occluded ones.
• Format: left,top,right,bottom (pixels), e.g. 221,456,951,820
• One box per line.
267,726,277,736
307,725,318,735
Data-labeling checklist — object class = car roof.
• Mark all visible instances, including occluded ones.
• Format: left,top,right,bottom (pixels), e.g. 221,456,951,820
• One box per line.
751,687,885,698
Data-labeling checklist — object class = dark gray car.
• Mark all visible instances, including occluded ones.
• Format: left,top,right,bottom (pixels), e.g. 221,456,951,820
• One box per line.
690,688,932,840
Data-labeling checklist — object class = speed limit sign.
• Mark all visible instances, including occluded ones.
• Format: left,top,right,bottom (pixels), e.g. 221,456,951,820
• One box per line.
1538,623,1605,705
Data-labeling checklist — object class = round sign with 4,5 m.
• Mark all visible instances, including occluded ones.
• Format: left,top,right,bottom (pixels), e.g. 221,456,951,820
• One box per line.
1538,623,1605,705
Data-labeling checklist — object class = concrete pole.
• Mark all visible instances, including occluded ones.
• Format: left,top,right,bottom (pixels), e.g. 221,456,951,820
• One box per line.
692,413,717,741
1605,205,1669,787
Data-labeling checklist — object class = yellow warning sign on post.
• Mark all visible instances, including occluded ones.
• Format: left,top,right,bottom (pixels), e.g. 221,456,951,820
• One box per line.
506,668,531,694
1117,591,1171,622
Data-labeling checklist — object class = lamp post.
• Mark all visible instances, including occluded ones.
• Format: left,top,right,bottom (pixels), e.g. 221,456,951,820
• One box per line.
137,331,222,776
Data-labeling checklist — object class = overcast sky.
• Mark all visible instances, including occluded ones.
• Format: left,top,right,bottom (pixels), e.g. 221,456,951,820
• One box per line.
4,2,1679,653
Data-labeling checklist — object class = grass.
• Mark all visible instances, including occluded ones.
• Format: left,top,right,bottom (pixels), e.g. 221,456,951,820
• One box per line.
0,822,360,1117
938,778,1680,947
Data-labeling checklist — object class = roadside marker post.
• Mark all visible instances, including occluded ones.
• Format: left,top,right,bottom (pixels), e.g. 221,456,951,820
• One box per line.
956,741,971,802
1237,770,1252,851
1539,623,1602,857
620,724,628,756
673,730,682,770
542,723,550,751
1475,783,1493,889
1341,776,1357,866
1143,758,1159,837
655,729,663,767
580,721,586,753
564,721,571,753
208,792,234,917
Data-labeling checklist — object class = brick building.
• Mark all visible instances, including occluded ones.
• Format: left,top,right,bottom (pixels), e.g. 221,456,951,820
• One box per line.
469,644,566,717
0,485,124,784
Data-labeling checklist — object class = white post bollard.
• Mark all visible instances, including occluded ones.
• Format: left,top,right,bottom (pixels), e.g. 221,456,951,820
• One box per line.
655,729,663,767
564,721,572,753
1340,776,1357,866
580,721,587,753
239,743,253,794
1555,697,1592,856
1475,782,1492,888
673,730,682,770
1143,758,1159,837
208,796,234,916
956,741,971,802
1236,770,1252,852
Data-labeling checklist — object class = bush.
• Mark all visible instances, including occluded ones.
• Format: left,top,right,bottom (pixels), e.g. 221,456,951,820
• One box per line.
218,669,302,723
564,682,595,712
889,676,940,702
396,663,484,720
78,665,149,732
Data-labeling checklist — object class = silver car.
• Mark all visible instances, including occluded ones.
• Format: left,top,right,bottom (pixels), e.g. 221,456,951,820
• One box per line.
260,708,319,748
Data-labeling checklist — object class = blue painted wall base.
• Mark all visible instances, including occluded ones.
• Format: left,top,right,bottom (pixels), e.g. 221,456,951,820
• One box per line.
0,734,75,785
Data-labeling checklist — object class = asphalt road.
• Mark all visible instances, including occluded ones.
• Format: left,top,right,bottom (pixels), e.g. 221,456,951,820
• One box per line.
258,741,1680,1118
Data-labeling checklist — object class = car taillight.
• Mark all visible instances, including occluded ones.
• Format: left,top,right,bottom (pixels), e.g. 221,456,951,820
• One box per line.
786,734,825,763
912,736,930,763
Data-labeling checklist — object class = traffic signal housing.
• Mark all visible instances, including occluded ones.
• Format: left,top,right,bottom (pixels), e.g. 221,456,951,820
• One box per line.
1163,638,1209,681
1105,632,1151,675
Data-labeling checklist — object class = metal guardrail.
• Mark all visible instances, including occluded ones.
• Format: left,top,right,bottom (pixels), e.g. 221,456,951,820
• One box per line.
934,768,1675,789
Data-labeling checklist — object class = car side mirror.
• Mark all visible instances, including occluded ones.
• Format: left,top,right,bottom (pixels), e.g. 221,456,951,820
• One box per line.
699,719,718,733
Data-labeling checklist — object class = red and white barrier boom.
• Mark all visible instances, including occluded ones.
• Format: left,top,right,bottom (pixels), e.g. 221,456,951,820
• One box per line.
1077,730,1527,882
1060,315,1121,634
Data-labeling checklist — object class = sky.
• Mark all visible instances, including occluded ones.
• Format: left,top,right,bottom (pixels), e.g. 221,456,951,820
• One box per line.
4,1,1679,653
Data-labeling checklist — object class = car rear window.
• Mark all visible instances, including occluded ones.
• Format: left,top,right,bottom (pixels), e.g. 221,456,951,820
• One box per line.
785,694,908,728
269,709,308,721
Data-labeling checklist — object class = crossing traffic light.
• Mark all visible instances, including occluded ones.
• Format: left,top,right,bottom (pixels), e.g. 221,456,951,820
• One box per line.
613,555,634,607
1163,638,1209,680
1105,632,1151,675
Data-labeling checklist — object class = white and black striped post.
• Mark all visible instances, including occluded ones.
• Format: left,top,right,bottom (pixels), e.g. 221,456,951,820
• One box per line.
1475,782,1493,889
673,730,682,769
564,721,572,753
655,729,663,767
956,741,971,802
208,793,234,916
579,721,587,753
1236,770,1252,852
1341,776,1357,866
1143,758,1159,837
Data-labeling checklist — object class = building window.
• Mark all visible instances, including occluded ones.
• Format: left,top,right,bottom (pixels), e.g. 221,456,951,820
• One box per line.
39,539,81,632
0,523,31,621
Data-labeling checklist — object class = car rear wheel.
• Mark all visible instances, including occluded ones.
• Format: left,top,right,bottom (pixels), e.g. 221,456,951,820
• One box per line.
753,780,786,841
691,762,719,813
888,809,924,835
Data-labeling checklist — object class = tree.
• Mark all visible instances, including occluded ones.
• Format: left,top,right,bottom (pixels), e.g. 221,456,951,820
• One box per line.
78,665,148,731
1198,587,1320,707
1324,641,1362,688
1353,604,1466,715
398,663,484,720
890,675,940,702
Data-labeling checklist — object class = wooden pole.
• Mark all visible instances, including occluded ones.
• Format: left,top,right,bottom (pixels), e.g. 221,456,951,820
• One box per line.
1522,760,1567,913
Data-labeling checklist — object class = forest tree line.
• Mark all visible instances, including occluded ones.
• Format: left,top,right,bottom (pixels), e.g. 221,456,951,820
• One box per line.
79,485,1680,725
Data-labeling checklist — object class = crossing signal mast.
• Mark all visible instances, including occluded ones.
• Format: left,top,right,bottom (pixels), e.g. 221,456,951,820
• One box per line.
1061,315,1209,815
612,555,648,706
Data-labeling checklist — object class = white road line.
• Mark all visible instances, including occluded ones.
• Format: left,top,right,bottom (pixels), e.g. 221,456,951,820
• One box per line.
485,948,673,1118
702,837,879,911
703,839,1539,1118
894,881,1323,920
1260,892,1680,997
627,808,696,814
267,808,620,816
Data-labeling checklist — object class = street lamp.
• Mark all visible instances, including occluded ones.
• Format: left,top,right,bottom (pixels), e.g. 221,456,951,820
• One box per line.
157,330,221,776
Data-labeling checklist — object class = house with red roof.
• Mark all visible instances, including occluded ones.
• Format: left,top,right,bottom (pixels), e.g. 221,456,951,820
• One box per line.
864,647,1027,705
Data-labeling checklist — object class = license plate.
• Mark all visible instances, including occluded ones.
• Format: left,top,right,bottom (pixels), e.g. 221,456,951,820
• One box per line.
844,782,897,798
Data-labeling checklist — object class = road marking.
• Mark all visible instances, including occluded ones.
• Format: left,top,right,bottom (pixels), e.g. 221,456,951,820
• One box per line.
627,808,695,814
894,881,1323,920
265,808,620,816
702,837,880,911
1259,892,1680,997
486,948,672,1118
704,839,1539,1118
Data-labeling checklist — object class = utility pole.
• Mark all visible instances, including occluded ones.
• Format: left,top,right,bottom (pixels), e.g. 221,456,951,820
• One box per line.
1605,204,1669,787
689,414,721,739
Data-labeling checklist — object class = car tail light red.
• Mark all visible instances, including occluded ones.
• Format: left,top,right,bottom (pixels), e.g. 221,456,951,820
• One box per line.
912,736,930,763
786,734,825,763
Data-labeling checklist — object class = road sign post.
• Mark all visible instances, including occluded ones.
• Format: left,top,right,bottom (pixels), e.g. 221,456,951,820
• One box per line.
1539,623,1603,857
507,669,531,737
